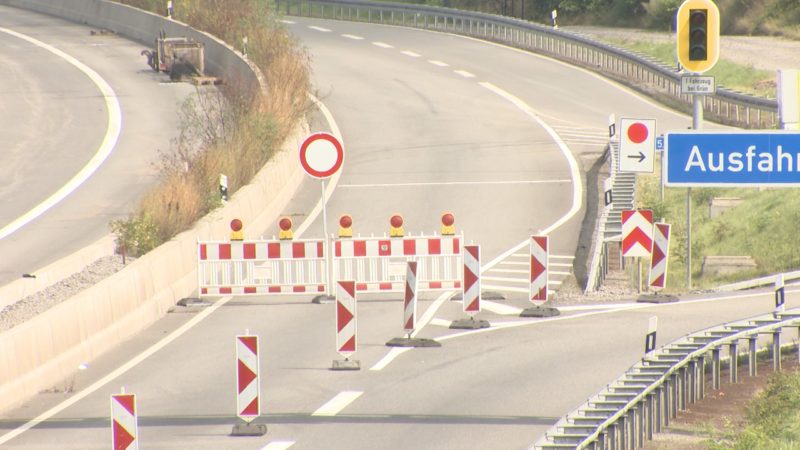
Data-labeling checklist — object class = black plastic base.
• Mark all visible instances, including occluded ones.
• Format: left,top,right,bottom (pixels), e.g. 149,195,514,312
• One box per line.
386,337,442,347
231,422,267,436
449,318,491,329
520,306,561,318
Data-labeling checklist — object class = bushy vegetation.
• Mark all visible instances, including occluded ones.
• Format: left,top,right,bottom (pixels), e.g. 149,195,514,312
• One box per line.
708,369,800,449
111,0,310,256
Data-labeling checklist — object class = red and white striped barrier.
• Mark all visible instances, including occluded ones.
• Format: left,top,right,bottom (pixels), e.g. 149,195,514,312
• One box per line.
111,392,138,450
336,281,357,357
404,262,418,332
648,223,671,290
333,234,463,293
236,335,260,423
198,239,326,296
530,236,548,305
463,245,481,315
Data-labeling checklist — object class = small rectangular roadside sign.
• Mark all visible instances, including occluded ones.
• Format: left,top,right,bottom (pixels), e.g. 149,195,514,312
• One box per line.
681,75,715,95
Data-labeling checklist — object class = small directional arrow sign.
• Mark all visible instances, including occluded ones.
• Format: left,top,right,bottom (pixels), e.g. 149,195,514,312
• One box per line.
619,118,655,173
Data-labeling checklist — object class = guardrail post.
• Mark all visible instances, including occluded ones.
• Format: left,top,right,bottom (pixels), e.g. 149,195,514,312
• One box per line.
663,379,671,426
671,373,679,418
773,330,782,372
647,393,655,440
712,348,721,390
620,413,628,450
637,402,645,448
654,387,662,433
679,366,687,410
730,341,739,383
699,356,706,399
749,337,758,376
688,359,697,403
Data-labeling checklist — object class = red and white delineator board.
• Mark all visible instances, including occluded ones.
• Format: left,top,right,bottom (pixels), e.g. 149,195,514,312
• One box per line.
622,210,654,257
404,262,418,332
530,236,548,305
336,281,357,357
462,245,481,315
648,223,671,290
111,393,138,450
236,335,260,423
332,233,463,293
198,239,326,296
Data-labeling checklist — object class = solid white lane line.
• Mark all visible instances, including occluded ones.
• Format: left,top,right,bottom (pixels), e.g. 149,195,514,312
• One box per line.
372,41,393,48
410,291,453,338
370,347,411,371
341,34,364,40
338,180,570,188
261,441,296,450
401,50,421,57
480,81,583,273
428,60,449,67
430,318,452,327
0,27,121,241
308,25,331,32
454,69,475,78
0,296,235,446
312,391,363,416
482,301,523,315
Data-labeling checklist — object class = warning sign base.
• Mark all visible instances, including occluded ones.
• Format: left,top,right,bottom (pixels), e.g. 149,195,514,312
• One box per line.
331,359,361,370
231,422,267,436
386,337,441,348
449,318,490,329
637,294,679,304
520,305,561,318
311,294,335,304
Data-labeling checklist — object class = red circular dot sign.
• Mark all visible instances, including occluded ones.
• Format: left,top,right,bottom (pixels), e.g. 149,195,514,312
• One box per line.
627,122,649,144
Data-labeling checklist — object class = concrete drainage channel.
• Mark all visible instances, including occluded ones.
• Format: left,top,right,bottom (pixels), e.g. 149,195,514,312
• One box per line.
534,308,800,450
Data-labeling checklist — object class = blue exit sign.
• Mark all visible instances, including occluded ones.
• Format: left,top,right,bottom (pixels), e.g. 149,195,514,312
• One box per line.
665,132,800,186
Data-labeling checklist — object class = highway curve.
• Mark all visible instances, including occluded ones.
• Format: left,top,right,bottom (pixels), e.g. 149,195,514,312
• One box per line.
0,14,775,450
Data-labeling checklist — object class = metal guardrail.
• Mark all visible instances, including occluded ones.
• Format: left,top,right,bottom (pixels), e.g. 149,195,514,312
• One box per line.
278,0,779,129
585,141,635,293
716,269,800,292
534,308,800,449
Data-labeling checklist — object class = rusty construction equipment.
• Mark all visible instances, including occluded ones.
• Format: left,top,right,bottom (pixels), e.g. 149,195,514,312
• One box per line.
141,30,219,84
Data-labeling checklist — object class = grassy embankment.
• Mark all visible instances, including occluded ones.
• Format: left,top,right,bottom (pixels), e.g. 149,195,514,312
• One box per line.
111,0,310,255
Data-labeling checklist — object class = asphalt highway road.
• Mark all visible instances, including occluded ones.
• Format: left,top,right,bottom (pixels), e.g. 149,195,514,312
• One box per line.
0,14,758,450
0,5,195,286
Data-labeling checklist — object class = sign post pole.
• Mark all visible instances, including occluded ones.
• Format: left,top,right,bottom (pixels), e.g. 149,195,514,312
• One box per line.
321,178,332,296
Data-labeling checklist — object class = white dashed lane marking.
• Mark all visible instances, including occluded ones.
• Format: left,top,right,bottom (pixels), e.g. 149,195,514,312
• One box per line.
308,25,331,32
401,50,421,57
341,34,364,40
312,391,364,416
454,70,475,78
428,60,449,67
372,41,394,48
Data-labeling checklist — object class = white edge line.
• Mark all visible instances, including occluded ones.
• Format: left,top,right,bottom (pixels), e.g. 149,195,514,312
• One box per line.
0,296,235,446
369,347,410,371
311,391,363,416
261,441,296,450
338,180,570,188
0,27,122,242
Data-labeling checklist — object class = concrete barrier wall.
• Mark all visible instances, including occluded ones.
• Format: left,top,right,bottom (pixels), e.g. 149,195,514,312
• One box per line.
0,0,305,413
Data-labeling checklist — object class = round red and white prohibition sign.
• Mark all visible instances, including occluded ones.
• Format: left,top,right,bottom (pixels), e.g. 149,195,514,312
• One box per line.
299,132,344,179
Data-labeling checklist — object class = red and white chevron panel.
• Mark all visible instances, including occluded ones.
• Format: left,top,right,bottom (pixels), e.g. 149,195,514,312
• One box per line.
352,281,461,292
530,236,548,305
622,210,654,257
110,393,138,450
404,262,418,332
236,335,260,423
648,223,671,290
463,245,481,315
336,281,357,357
201,285,326,296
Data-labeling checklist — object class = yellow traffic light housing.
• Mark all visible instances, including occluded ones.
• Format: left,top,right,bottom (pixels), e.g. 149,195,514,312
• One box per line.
676,0,720,73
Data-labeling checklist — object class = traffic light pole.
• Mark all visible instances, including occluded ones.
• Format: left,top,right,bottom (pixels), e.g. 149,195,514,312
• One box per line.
686,93,703,289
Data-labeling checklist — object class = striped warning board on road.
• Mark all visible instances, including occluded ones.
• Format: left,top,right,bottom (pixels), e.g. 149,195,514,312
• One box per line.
336,281,357,357
648,223,671,290
404,261,418,332
236,335,260,423
110,392,138,450
463,245,481,315
530,236,548,305
622,209,654,257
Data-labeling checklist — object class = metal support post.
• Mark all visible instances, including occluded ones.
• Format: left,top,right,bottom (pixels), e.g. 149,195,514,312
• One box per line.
664,379,672,425
619,414,627,450
730,342,739,383
712,348,721,389
671,374,679,418
699,357,706,399
637,402,645,448
655,387,663,433
688,359,697,403
774,330,782,372
680,367,688,410
647,393,655,440
609,423,617,450
749,337,758,376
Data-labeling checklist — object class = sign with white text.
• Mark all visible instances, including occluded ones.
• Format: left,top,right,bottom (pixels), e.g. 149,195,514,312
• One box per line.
665,132,800,186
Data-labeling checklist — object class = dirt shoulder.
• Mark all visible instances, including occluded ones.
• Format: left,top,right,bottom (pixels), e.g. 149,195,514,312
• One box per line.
566,26,800,73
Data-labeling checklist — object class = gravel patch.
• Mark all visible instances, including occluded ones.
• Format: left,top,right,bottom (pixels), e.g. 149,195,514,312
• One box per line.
0,256,133,333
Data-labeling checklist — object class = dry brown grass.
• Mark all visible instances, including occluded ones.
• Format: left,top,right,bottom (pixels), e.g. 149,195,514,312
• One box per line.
112,0,310,254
